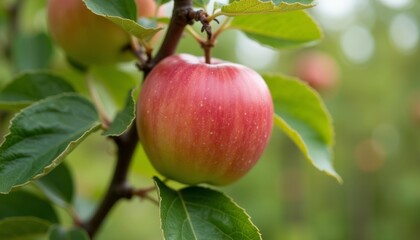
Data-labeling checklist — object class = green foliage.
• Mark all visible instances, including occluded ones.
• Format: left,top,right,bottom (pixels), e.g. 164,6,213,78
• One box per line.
85,0,138,21
48,225,89,240
230,10,322,49
12,32,53,72
0,217,52,240
89,65,139,113
0,0,341,239
193,0,210,8
0,94,101,194
0,191,59,223
103,90,136,136
277,0,313,4
219,0,314,16
263,74,340,181
155,178,262,240
0,72,75,109
83,0,162,42
35,163,74,207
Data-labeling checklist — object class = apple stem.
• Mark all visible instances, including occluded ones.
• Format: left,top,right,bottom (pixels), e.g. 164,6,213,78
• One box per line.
188,10,221,64
204,43,212,64
132,186,159,205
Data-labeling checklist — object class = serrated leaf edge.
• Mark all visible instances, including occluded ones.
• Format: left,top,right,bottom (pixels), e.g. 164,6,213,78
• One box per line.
220,0,315,16
0,93,101,194
154,177,168,240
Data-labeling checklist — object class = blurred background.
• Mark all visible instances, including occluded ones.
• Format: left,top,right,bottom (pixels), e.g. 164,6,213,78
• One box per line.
1,0,420,239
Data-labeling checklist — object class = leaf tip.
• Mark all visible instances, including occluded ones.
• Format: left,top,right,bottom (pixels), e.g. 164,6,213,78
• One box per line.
325,169,343,184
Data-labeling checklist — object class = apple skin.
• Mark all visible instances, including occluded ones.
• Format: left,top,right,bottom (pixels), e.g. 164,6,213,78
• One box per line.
47,0,157,66
294,51,340,92
137,54,274,186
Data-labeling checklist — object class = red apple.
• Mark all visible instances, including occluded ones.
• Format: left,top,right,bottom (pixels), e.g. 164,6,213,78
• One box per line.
47,0,158,66
137,54,274,186
294,51,340,92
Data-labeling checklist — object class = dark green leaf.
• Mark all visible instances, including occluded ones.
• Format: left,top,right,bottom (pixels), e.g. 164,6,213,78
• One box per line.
0,217,52,240
0,191,59,223
155,177,261,240
0,72,75,109
262,73,341,182
102,90,136,136
230,11,322,49
219,0,314,16
83,0,161,42
35,163,74,207
48,225,89,240
0,93,101,194
12,32,53,72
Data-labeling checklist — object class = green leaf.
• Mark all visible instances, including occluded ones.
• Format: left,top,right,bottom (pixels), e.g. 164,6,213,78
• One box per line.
213,1,227,13
193,0,210,8
102,90,136,137
155,0,172,7
0,93,101,194
48,225,89,240
275,0,314,4
154,177,261,240
0,72,75,110
83,0,161,42
12,32,53,72
35,163,74,207
0,217,52,240
262,73,341,182
90,65,139,115
219,0,314,16
0,191,59,223
230,10,322,49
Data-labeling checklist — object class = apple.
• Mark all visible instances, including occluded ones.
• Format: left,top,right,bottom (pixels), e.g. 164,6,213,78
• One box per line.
294,50,340,92
136,54,274,185
47,0,158,66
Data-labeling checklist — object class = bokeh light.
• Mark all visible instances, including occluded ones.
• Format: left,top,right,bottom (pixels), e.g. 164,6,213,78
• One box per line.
389,13,419,54
340,25,375,64
377,0,413,9
235,32,278,70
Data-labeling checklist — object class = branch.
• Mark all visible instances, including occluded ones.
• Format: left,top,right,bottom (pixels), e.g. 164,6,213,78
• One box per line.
82,0,195,237
83,124,137,238
144,0,195,75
